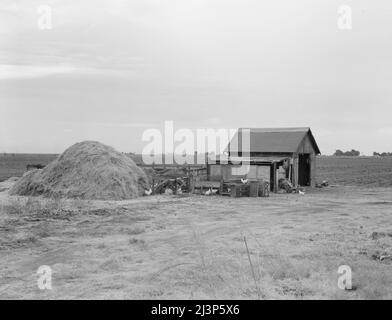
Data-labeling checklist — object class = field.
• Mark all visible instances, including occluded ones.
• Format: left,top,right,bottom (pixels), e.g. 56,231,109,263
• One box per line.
2,153,392,188
317,156,392,187
0,156,391,299
0,154,57,182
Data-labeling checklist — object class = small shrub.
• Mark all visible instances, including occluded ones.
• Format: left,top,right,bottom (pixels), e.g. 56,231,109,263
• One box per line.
129,238,146,249
127,226,145,235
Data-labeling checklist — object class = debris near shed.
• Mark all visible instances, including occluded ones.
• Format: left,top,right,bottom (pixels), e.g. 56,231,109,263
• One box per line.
222,179,270,198
258,180,270,197
316,180,329,188
279,178,293,193
153,177,188,195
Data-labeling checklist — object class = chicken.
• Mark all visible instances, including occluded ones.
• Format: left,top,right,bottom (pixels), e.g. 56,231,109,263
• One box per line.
144,188,153,196
241,178,248,184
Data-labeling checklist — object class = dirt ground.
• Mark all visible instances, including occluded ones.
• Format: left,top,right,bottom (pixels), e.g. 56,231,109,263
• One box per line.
0,182,391,299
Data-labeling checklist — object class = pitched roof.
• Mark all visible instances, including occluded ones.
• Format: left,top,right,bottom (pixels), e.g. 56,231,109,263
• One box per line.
228,127,321,154
209,155,290,165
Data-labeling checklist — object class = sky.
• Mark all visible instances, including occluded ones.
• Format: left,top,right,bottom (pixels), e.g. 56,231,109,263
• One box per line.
0,0,391,155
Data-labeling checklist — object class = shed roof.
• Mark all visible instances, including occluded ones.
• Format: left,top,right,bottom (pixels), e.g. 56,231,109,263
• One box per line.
208,155,290,165
228,127,321,154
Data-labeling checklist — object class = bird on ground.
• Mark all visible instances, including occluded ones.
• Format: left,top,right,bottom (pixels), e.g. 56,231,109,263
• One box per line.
205,188,212,195
298,190,305,195
144,188,153,196
241,178,248,184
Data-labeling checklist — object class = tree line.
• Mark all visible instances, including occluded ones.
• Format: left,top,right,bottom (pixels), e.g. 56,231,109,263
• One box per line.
333,149,360,156
333,150,392,156
373,152,392,157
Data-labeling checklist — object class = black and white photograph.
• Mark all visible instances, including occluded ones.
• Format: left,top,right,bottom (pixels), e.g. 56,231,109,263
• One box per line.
1,0,392,305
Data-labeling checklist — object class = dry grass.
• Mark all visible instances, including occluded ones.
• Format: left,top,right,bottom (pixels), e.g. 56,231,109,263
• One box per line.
1,185,391,299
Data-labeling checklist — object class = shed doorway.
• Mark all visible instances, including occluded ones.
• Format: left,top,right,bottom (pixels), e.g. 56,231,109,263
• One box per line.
298,154,310,186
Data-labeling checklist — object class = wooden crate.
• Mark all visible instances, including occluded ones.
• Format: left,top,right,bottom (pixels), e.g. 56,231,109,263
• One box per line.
249,181,259,197
230,185,241,197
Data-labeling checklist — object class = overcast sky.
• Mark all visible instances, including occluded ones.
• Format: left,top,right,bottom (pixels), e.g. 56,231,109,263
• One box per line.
1,0,391,155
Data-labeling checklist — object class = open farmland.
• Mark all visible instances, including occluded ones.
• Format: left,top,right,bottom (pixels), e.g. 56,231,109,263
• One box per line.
2,153,392,187
0,154,57,182
317,156,392,188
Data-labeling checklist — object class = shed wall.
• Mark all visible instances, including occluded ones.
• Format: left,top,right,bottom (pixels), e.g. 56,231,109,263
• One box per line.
208,164,270,182
297,135,316,155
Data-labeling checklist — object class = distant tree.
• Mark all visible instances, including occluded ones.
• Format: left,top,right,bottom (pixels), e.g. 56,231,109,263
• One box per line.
374,152,392,157
334,149,344,156
334,149,360,156
347,149,360,156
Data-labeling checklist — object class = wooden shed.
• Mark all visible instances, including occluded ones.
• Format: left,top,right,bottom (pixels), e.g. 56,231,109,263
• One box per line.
207,127,320,191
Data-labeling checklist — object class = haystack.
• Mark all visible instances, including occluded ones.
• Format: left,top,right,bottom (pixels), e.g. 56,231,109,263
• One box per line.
10,141,149,200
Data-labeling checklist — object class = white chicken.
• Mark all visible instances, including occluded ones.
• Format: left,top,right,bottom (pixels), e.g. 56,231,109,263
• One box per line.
165,188,173,195
205,188,212,196
241,178,248,184
144,188,153,196
298,190,305,195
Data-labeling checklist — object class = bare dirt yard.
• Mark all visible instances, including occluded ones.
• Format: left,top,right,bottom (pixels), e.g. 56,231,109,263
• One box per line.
0,156,391,299
0,185,391,299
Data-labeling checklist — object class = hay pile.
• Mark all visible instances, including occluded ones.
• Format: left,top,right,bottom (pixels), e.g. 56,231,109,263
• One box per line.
10,141,149,200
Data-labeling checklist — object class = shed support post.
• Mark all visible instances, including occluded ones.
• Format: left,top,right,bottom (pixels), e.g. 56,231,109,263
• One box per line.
273,162,278,193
